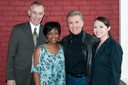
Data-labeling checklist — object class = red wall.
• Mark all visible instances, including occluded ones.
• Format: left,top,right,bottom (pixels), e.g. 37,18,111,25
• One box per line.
0,0,119,84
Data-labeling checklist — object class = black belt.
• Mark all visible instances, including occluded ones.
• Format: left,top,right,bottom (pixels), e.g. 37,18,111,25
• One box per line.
67,73,86,77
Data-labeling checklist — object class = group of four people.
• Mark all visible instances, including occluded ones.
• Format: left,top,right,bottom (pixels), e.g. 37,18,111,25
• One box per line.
6,1,123,85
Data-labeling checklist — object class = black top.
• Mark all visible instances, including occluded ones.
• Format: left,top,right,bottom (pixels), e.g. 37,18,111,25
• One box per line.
66,31,87,74
91,36,123,85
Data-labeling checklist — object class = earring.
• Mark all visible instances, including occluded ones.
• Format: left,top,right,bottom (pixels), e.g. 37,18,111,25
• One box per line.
57,39,60,43
45,39,48,43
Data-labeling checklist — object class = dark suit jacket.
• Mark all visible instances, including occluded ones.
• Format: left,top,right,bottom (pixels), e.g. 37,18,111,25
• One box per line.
91,36,123,85
6,22,46,85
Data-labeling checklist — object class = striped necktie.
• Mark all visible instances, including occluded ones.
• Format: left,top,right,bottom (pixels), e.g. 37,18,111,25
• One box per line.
33,28,38,47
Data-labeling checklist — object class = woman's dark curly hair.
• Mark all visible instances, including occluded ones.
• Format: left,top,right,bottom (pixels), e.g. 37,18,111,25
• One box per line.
43,22,61,37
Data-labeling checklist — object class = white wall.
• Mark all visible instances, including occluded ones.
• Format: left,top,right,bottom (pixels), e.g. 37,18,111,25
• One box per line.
120,0,128,84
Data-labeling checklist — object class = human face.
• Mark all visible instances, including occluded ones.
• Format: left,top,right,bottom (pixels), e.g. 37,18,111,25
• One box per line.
28,5,44,26
93,20,110,40
67,15,84,35
46,29,60,44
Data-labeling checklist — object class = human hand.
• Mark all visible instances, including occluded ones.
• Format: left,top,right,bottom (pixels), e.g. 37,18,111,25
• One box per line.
7,80,16,85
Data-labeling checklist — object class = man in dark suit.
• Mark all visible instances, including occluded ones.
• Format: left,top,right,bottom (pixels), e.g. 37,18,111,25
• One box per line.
6,1,46,85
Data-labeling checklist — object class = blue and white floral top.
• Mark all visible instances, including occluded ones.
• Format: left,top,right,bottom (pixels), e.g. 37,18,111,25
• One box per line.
31,44,65,85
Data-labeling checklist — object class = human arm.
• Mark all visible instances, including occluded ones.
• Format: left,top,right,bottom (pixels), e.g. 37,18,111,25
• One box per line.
110,42,123,85
6,26,19,82
33,47,41,85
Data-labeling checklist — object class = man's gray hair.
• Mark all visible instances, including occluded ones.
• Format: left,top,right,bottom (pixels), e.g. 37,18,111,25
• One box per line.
66,10,83,21
30,1,44,11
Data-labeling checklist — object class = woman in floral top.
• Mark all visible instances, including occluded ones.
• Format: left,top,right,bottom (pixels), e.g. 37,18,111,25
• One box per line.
31,22,65,85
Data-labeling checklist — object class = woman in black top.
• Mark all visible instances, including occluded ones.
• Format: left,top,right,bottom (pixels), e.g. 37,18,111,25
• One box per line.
91,16,123,85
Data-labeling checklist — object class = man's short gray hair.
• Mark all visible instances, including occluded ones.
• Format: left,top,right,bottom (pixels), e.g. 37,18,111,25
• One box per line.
29,1,44,11
66,10,83,21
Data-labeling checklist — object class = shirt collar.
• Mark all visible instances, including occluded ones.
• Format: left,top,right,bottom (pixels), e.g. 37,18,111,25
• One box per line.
29,21,40,36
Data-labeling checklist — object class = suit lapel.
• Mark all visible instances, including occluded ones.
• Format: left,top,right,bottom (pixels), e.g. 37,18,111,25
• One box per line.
37,25,46,46
24,22,35,48
37,25,42,45
23,23,45,48
94,37,111,59
94,43,106,59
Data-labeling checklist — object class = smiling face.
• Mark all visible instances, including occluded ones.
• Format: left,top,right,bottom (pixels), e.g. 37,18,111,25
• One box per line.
93,20,110,40
46,28,60,44
67,15,84,35
28,5,44,26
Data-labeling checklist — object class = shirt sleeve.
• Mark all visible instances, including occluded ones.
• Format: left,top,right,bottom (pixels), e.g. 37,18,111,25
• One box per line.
110,42,123,85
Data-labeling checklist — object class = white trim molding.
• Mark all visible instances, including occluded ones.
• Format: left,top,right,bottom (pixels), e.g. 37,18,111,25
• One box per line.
120,0,128,84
